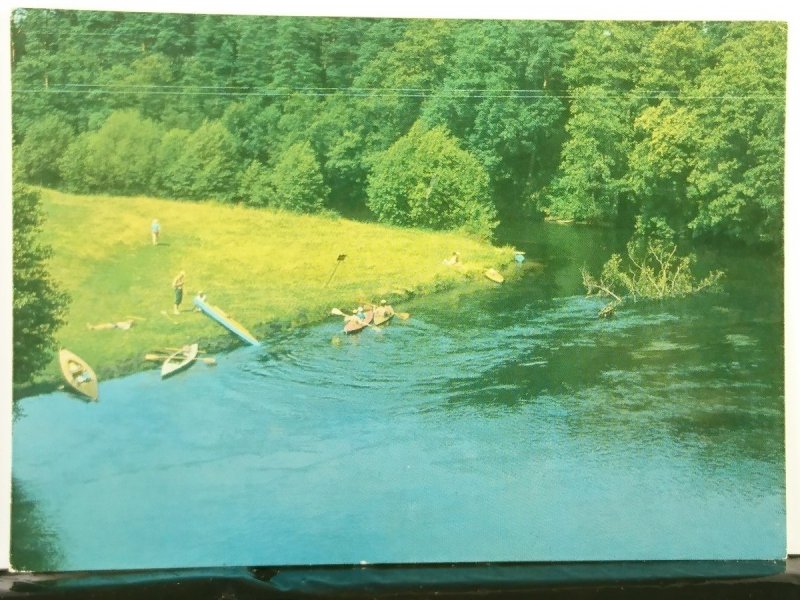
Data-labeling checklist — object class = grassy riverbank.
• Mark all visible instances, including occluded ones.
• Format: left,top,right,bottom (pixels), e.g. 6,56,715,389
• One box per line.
20,188,524,394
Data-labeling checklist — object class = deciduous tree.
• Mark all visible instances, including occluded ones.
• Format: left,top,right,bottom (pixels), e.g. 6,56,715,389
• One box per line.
12,183,70,384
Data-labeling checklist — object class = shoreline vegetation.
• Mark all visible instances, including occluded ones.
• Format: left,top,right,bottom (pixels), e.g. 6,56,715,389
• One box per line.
13,188,531,400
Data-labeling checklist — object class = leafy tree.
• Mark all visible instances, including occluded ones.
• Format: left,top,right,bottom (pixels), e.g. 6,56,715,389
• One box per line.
542,89,635,222
686,23,786,245
237,160,273,207
152,127,191,197
422,20,571,206
355,20,458,148
627,101,701,227
367,121,496,238
542,22,655,224
14,113,75,186
57,110,162,194
269,141,329,213
221,98,279,165
268,17,324,90
101,53,175,120
12,182,70,385
167,120,240,201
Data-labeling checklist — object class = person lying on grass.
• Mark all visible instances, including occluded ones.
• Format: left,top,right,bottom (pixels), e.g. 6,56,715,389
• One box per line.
87,318,136,330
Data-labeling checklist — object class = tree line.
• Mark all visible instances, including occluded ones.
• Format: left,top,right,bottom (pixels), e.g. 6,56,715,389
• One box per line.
12,11,786,244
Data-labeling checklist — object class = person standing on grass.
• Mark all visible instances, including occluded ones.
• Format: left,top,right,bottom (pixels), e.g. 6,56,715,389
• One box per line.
172,270,185,314
151,219,160,245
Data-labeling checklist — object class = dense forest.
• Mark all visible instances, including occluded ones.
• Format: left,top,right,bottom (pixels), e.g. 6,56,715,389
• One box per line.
11,10,787,245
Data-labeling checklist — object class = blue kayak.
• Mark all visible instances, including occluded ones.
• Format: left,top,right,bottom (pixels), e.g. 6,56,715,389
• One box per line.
193,296,260,346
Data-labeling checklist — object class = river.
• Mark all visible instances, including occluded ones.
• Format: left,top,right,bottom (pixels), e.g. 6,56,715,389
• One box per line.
11,222,785,571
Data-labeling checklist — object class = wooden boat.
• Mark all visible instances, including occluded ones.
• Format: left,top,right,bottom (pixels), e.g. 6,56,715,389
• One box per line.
193,296,260,346
484,268,504,283
58,349,99,401
161,343,199,379
343,310,374,334
373,309,395,326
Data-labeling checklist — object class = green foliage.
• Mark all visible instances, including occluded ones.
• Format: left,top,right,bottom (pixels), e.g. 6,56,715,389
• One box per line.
582,218,724,309
269,141,329,213
421,21,570,206
10,13,787,247
543,89,635,222
102,53,175,120
686,23,786,245
166,120,240,201
237,160,273,207
367,121,497,238
12,183,70,384
14,113,75,186
58,110,163,194
152,127,191,197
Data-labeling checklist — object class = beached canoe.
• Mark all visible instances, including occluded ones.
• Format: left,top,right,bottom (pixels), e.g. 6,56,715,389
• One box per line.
58,349,99,401
193,296,260,346
344,310,374,334
161,344,199,379
484,268,504,283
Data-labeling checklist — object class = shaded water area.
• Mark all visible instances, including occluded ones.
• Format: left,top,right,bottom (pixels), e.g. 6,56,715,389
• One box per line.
11,223,784,571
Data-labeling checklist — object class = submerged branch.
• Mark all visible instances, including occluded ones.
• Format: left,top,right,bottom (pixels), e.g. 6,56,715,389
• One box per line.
581,237,724,317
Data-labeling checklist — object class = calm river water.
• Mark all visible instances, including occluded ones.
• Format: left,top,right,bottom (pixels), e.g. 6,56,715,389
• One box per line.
11,223,785,570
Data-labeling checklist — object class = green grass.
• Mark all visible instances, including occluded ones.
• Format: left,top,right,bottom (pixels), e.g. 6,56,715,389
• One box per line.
24,188,522,389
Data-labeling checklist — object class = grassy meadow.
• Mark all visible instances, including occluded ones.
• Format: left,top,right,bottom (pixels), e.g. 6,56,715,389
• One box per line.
26,188,524,390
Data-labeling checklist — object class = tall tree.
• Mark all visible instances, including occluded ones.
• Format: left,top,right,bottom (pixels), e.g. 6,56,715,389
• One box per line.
14,113,75,186
12,183,70,385
58,110,163,194
269,141,329,213
422,20,571,212
686,22,786,245
367,121,497,238
543,22,656,224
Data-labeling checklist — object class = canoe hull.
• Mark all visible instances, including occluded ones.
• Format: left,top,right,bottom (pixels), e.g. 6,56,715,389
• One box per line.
373,311,395,326
161,343,199,378
484,268,504,283
58,349,99,401
193,297,260,346
344,311,374,334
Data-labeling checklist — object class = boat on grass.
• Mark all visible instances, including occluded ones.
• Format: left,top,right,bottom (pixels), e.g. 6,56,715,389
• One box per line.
484,268,504,283
193,296,260,346
58,349,99,401
161,344,199,379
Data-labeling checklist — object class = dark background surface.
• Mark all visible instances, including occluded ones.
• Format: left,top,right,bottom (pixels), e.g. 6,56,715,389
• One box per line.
1,558,799,599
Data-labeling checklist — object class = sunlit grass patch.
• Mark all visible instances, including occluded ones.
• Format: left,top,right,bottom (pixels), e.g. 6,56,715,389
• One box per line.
28,188,519,389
